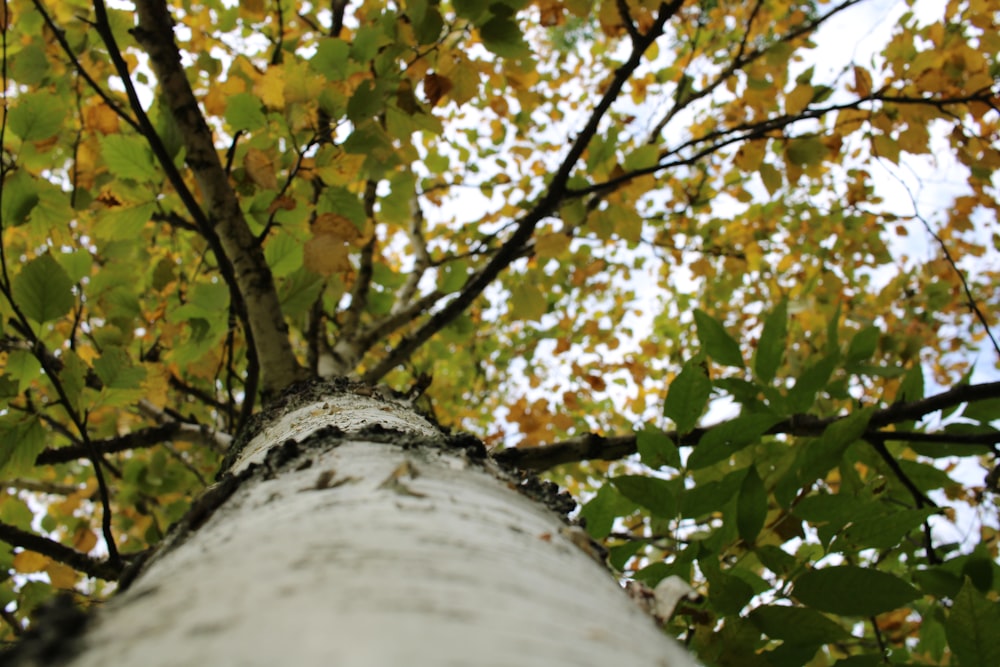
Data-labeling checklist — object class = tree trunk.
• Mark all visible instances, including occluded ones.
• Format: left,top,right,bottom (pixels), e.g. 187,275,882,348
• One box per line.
54,384,697,667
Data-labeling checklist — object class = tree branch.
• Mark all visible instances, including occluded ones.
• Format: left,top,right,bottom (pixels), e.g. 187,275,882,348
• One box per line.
361,0,684,383
496,381,1000,470
0,521,121,581
129,0,308,397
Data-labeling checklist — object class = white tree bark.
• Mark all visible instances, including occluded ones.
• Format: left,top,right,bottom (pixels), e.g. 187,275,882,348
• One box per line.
61,388,698,667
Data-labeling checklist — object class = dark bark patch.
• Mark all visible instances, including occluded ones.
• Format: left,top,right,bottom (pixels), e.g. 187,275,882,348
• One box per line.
0,594,88,667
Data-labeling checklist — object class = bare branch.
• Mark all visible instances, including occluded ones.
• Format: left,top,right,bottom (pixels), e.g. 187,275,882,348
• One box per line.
0,520,121,581
496,381,1000,470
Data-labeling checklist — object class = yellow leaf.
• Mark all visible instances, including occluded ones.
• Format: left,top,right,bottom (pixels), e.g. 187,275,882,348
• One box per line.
511,283,548,322
141,367,171,409
254,66,286,110
73,525,99,553
785,83,814,115
13,550,49,573
853,66,872,97
244,148,279,190
46,561,78,589
313,213,361,242
535,232,571,259
734,140,766,172
304,234,352,276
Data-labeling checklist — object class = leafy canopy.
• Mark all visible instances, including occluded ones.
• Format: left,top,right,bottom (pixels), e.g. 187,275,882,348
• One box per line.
0,0,999,664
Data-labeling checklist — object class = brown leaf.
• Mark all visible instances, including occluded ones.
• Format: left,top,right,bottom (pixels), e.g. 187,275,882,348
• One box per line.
423,73,453,107
244,148,279,190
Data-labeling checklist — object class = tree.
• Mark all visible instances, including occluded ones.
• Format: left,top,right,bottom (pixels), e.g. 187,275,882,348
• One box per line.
0,0,997,664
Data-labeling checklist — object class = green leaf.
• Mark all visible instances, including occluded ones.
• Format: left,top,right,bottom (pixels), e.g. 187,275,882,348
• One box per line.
439,261,468,294
749,605,851,644
93,202,157,241
100,134,160,182
10,44,50,85
785,136,825,167
754,299,787,383
832,508,937,552
705,567,754,615
510,282,547,321
946,579,1000,667
737,466,767,544
4,350,41,392
663,359,711,434
225,92,268,132
264,233,303,278
11,253,75,324
1,170,40,227
846,326,880,366
680,469,743,518
636,426,681,469
8,91,66,141
93,347,147,390
759,162,783,194
688,412,781,469
580,484,636,539
312,38,351,80
611,475,677,518
786,353,838,413
0,415,46,476
623,145,659,172
479,16,529,58
694,309,744,367
792,566,920,616
797,407,874,485
59,350,89,412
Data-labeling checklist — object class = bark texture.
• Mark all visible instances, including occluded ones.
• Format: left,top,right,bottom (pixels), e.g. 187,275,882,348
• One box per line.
53,387,698,667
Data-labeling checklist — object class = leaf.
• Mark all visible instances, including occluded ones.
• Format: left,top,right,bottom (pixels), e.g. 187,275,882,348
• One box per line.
225,92,267,131
663,359,711,434
510,282,547,321
754,299,787,383
792,566,920,616
636,426,681,469
12,551,48,574
796,407,874,485
853,65,873,97
0,415,46,476
93,347,147,390
689,412,781,470
832,508,938,552
439,261,468,294
244,148,279,190
786,353,838,413
312,38,351,80
264,233,303,278
8,91,66,141
1,170,40,227
11,253,75,324
100,134,159,182
93,202,157,241
945,579,1000,667
693,309,744,367
611,475,676,518
749,605,851,644
785,136,825,167
736,466,767,544
479,15,529,58
580,485,636,539
846,326,879,366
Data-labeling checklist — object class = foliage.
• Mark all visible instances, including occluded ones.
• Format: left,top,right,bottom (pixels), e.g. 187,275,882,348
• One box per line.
0,0,998,664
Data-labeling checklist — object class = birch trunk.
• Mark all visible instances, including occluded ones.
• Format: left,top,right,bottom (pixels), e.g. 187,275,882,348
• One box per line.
57,385,698,667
